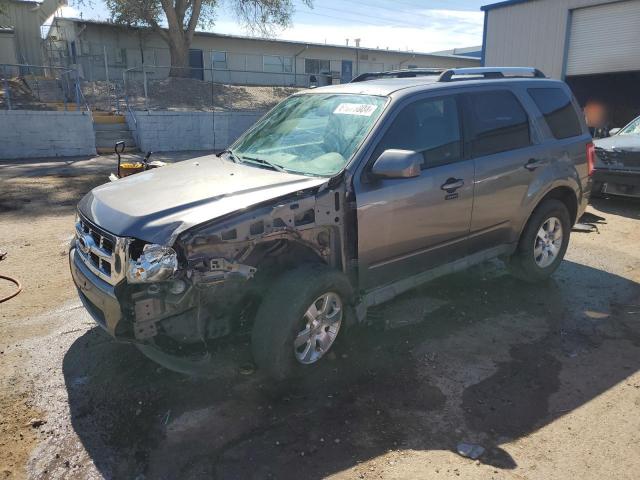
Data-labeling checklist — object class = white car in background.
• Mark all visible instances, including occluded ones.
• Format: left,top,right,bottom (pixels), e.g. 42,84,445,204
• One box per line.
593,115,640,198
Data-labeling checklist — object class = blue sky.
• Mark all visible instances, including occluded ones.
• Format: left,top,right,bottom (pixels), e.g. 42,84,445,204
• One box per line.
59,0,488,53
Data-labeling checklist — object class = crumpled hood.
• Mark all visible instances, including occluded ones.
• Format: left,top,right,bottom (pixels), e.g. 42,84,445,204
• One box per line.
594,135,640,153
78,154,327,245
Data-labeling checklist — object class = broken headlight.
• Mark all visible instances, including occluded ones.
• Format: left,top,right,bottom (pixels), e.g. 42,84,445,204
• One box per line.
127,244,178,283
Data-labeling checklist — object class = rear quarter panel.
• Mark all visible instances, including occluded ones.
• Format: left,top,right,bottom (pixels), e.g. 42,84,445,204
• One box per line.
513,81,591,235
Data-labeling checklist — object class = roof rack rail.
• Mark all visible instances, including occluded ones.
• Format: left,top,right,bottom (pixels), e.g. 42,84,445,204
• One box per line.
351,68,443,83
438,67,546,82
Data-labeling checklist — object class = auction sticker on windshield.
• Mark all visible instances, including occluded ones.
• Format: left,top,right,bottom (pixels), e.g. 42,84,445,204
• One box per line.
333,103,378,116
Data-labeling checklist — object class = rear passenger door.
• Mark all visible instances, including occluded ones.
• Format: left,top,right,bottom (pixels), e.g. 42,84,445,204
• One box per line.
462,89,541,252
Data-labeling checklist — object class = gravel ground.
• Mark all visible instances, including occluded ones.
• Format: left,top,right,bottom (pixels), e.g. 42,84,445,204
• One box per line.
0,155,639,480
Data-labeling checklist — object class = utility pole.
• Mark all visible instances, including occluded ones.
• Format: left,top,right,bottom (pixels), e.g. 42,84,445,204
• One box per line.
354,38,360,77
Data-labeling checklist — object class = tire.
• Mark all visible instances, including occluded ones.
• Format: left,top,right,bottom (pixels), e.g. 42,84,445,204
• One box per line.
508,199,571,283
251,263,353,380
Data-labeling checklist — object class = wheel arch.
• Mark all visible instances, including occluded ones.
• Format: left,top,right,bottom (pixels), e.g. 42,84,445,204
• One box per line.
517,184,579,243
248,234,337,275
538,186,578,225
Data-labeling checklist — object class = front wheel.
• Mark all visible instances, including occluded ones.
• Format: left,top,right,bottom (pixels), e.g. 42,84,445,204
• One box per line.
508,199,571,282
251,264,353,380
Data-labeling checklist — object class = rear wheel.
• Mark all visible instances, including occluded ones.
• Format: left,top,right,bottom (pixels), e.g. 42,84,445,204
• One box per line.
509,199,571,282
251,264,353,380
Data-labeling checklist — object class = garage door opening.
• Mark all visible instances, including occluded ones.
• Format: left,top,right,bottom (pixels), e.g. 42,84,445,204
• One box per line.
566,71,640,135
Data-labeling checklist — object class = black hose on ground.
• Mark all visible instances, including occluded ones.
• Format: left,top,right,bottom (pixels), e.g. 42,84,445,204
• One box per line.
0,250,22,303
0,274,22,303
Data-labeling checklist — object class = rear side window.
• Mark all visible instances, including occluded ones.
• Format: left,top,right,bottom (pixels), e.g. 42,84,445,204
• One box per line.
528,88,582,139
464,90,531,157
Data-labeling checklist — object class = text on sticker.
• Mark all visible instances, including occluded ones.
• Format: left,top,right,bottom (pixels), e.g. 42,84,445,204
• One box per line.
333,103,378,116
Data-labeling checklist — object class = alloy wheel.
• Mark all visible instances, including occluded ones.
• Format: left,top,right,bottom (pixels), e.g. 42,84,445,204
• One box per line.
294,292,343,364
534,216,563,268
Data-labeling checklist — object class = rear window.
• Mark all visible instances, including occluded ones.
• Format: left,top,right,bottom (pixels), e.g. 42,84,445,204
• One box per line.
464,90,531,157
528,87,582,139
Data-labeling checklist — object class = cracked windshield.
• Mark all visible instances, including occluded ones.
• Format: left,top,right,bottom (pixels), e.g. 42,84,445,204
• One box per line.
233,94,387,176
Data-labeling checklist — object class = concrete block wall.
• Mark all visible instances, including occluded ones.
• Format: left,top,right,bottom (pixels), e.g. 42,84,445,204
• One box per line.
126,110,265,152
0,110,97,159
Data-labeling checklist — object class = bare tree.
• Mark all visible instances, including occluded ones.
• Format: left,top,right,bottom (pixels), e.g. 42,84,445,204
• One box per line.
103,0,312,76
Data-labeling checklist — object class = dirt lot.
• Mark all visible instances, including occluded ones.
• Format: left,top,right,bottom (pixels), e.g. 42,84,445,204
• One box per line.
0,155,639,480
84,78,301,112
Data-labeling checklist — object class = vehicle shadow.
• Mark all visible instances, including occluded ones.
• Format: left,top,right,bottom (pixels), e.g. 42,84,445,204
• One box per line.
0,172,106,218
62,257,640,479
0,153,207,219
590,196,640,220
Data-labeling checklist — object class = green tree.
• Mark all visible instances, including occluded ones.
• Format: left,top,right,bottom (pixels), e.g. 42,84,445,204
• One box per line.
104,0,312,76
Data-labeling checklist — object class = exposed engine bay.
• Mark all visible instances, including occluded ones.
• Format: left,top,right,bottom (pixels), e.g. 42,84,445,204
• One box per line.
114,181,349,355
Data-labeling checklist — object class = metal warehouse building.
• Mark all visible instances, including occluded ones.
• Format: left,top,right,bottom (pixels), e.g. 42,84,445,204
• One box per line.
482,0,640,126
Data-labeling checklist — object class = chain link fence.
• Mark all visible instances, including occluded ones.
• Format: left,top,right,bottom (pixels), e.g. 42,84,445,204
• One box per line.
1,60,334,113
120,65,321,112
0,64,88,112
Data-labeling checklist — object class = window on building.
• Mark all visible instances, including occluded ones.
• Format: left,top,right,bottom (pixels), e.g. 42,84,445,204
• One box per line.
464,90,531,157
70,41,77,63
406,64,418,69
305,58,331,75
283,56,293,73
212,51,228,70
375,96,462,169
263,55,293,73
528,88,582,139
112,48,127,66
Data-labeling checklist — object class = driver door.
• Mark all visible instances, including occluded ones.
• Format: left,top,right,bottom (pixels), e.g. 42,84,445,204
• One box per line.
354,94,475,290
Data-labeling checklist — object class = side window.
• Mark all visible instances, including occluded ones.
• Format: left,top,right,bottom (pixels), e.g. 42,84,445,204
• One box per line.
375,96,462,169
212,51,227,70
464,90,531,157
528,87,582,139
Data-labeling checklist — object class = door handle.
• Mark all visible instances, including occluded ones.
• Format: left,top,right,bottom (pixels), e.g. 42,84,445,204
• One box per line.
524,158,542,171
440,178,464,193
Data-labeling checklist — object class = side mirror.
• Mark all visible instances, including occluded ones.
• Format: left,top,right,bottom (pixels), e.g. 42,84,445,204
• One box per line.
608,127,621,136
371,149,422,179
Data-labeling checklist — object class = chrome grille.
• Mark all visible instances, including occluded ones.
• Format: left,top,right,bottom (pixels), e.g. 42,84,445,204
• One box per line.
75,213,127,285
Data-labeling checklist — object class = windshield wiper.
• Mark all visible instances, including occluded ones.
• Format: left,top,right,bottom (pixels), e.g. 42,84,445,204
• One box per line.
216,149,239,163
239,155,287,173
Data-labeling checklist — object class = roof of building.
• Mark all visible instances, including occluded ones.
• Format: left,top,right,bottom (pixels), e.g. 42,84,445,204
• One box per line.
430,46,483,58
481,0,534,12
52,17,480,61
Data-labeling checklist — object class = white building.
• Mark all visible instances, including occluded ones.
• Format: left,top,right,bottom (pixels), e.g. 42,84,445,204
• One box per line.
45,17,479,87
482,0,640,126
0,0,65,65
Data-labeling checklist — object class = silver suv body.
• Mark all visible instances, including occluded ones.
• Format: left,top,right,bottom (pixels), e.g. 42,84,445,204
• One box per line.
70,68,593,378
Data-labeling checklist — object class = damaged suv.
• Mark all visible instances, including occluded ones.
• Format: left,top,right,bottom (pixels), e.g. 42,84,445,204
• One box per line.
70,67,593,379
